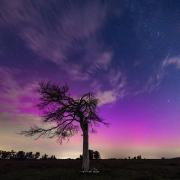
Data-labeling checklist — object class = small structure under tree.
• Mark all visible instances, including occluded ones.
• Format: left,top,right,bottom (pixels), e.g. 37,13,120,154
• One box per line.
21,81,106,171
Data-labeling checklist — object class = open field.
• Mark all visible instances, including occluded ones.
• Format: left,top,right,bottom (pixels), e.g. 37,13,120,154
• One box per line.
0,159,180,180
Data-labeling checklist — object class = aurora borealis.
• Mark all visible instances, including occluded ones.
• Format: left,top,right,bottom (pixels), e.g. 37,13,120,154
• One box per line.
1,0,180,159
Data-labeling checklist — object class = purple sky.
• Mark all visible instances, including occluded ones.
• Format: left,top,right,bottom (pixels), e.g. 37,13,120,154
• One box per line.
1,0,180,159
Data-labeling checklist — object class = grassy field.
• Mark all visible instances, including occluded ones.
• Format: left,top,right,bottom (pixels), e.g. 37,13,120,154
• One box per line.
0,159,180,180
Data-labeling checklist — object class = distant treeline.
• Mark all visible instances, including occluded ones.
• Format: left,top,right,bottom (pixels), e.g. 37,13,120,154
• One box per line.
77,149,101,160
0,150,144,160
0,150,56,160
108,155,143,160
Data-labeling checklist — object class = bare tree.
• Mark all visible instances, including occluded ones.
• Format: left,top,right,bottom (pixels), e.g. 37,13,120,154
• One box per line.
21,81,106,171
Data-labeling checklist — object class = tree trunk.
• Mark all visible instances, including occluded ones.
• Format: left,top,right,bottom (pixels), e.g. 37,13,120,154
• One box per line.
82,123,89,171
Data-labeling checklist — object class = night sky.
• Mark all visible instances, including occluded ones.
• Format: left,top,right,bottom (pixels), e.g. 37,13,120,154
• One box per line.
1,0,180,159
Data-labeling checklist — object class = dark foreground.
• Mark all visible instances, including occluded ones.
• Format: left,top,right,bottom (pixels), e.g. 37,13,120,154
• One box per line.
0,159,180,180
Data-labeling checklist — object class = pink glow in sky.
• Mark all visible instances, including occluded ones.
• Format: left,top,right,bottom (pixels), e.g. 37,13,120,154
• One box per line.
1,0,180,159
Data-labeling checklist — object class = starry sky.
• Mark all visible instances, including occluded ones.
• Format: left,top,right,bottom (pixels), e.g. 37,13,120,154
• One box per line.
1,0,180,159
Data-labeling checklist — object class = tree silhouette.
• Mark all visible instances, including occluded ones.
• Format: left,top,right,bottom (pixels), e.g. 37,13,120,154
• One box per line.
41,153,48,160
137,155,142,160
94,151,101,160
16,151,26,160
80,149,101,160
10,150,16,159
25,152,34,159
89,149,94,160
21,81,106,171
34,152,40,159
0,151,10,159
50,155,56,160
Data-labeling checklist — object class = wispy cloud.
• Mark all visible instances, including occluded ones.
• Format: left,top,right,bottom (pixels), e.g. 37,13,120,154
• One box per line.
97,90,117,106
162,56,180,69
0,0,108,77
134,65,165,95
135,54,180,95
91,68,127,106
0,67,40,117
0,1,128,106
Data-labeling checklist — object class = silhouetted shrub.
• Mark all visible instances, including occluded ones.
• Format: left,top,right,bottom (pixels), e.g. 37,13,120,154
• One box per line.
137,155,142,160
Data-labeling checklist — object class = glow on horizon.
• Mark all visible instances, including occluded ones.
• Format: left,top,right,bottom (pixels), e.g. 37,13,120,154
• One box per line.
1,108,180,159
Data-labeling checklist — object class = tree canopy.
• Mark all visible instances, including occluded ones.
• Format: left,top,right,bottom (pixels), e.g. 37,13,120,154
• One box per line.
21,81,106,142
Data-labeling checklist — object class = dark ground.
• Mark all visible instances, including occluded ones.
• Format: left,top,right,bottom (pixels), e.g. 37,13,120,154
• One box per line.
0,159,180,180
